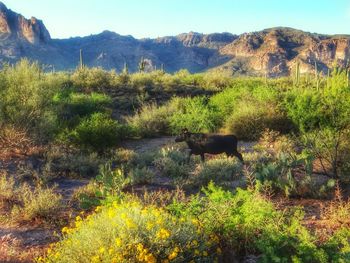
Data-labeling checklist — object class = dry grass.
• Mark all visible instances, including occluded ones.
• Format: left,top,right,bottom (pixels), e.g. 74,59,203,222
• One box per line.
0,173,62,224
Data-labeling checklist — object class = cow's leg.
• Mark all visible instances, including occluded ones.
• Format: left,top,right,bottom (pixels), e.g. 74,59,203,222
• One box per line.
200,153,205,162
233,151,244,163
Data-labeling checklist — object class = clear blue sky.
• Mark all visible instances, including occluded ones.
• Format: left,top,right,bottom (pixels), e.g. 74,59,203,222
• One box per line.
4,0,350,39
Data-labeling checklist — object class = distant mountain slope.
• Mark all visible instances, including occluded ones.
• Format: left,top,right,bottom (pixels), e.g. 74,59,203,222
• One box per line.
0,1,349,76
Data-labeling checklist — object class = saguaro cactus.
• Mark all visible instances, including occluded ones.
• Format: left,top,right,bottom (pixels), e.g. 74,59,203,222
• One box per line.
315,61,319,91
295,60,300,86
122,62,129,74
79,49,84,69
138,57,146,72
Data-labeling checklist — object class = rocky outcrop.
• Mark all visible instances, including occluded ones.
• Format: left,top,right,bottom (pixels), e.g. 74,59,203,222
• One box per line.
0,2,349,76
219,28,350,76
0,1,50,44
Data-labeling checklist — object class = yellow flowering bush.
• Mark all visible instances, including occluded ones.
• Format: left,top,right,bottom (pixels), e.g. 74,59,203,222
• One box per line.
41,200,220,262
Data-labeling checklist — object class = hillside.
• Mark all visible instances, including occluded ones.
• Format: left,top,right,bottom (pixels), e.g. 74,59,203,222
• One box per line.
0,1,350,76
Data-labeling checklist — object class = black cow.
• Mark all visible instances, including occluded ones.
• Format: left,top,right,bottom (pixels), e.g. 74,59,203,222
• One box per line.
175,128,244,163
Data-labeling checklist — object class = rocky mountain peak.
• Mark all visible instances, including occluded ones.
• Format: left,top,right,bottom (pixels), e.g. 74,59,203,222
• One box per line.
0,1,50,44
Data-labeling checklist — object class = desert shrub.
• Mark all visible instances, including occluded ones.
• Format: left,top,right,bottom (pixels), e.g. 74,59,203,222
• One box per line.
126,103,176,137
253,150,337,198
200,71,233,91
53,91,112,125
71,181,99,209
71,67,118,91
43,201,219,263
71,113,126,152
224,101,293,140
95,163,130,198
285,70,350,133
153,157,191,179
43,145,103,178
112,148,138,168
191,157,243,187
1,179,62,222
302,129,350,180
208,87,243,125
128,167,155,185
322,227,350,262
0,173,16,202
169,183,328,262
0,60,62,139
130,72,156,90
285,89,324,132
153,146,193,179
168,96,219,133
14,185,62,220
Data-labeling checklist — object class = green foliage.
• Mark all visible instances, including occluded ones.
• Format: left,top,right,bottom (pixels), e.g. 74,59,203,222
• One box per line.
322,227,350,262
53,92,112,120
0,59,61,140
169,97,219,133
191,157,243,187
95,163,130,198
153,146,192,179
128,167,155,185
169,183,328,262
71,113,126,152
0,174,62,222
224,101,293,140
44,200,218,263
126,103,176,137
71,67,118,91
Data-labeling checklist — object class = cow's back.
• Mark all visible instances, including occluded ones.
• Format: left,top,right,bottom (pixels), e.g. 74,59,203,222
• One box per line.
203,134,238,154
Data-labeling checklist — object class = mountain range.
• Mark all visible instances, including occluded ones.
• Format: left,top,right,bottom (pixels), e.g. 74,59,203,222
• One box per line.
1,1,350,76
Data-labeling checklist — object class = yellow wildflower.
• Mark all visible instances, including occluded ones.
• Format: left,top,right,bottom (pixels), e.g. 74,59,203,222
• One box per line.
115,237,122,247
156,228,171,239
61,226,69,234
98,247,105,254
91,255,100,263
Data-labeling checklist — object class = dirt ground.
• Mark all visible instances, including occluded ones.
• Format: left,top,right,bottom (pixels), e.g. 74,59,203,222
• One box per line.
0,137,342,262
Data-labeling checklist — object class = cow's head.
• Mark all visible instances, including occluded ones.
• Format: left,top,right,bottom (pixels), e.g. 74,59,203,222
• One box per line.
175,128,190,142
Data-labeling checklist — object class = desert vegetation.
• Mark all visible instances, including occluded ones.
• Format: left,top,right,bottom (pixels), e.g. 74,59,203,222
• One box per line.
1,59,350,262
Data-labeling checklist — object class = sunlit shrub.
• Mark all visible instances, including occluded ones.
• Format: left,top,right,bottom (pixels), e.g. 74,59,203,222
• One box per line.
71,113,126,152
43,201,219,263
168,97,219,133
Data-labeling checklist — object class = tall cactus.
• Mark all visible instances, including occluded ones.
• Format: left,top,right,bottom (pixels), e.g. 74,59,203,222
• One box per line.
160,63,165,73
315,61,319,91
295,60,300,86
122,62,129,74
79,49,84,69
138,56,146,72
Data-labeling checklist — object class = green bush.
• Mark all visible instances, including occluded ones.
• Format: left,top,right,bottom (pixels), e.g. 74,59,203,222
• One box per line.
191,157,243,187
322,227,350,262
169,97,219,133
71,113,126,152
53,92,112,124
169,183,328,262
224,101,293,140
152,146,193,185
71,67,118,91
126,103,176,137
43,200,219,263
0,59,61,140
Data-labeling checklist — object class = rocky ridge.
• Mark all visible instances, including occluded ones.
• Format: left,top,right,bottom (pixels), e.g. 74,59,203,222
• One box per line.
0,1,349,76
